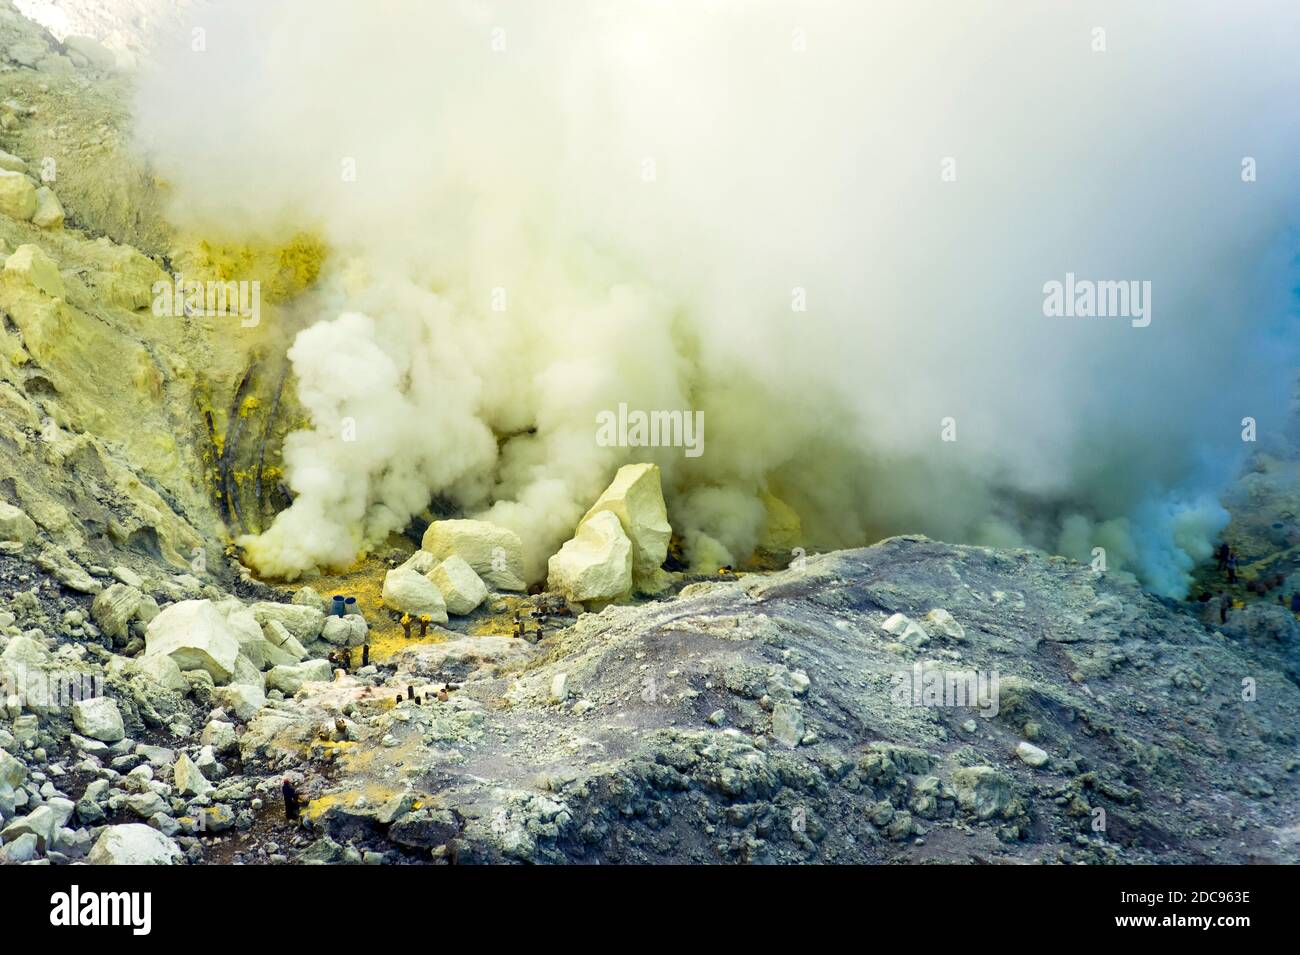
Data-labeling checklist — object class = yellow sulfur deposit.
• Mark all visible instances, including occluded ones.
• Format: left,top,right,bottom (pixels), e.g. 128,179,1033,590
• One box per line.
171,232,327,304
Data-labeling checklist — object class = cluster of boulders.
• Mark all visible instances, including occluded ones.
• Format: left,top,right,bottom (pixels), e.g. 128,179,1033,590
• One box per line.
546,463,673,606
0,502,384,865
377,463,676,618
0,671,288,865
0,8,124,76
0,635,266,867
381,519,524,620
0,149,63,232
0,459,685,866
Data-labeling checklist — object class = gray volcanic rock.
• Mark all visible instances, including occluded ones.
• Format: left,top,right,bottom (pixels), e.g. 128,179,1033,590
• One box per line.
269,537,1300,864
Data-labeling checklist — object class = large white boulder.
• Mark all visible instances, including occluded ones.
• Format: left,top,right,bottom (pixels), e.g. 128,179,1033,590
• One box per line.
144,600,241,683
429,555,488,615
579,463,671,593
0,171,36,221
71,697,125,742
547,510,633,605
381,567,448,621
87,824,182,865
422,519,526,591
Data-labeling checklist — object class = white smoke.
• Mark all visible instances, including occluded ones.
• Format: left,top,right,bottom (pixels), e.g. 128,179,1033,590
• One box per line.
130,0,1300,594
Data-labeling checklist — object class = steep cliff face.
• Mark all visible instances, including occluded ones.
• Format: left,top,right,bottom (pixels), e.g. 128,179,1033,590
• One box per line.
0,2,319,578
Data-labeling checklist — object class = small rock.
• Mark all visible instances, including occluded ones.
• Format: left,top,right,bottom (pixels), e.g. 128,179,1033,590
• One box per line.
924,608,966,641
71,697,125,743
321,614,368,647
1016,741,1049,768
771,702,805,748
32,186,62,229
173,753,213,796
549,672,569,704
201,720,238,756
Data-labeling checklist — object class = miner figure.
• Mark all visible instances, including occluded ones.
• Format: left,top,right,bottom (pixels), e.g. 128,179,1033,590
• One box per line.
282,778,300,821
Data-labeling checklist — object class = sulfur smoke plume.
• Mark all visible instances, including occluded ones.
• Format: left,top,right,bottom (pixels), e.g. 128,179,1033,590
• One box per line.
131,0,1300,595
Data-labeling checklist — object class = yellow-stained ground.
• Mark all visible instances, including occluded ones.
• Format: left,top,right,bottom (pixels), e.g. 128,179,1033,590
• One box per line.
301,716,435,823
288,542,537,662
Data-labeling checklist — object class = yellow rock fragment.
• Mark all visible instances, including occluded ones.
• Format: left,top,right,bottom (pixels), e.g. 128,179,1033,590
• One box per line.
32,186,63,229
4,243,64,298
0,169,36,220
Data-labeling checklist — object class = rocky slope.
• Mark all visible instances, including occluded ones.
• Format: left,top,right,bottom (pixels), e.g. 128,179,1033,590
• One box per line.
269,538,1299,864
2,529,1295,864
0,0,1295,866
